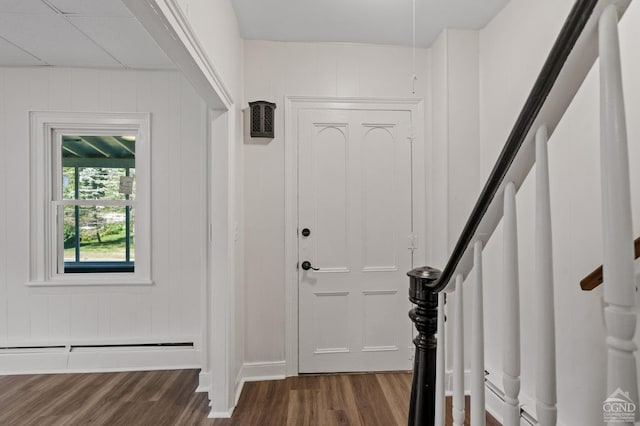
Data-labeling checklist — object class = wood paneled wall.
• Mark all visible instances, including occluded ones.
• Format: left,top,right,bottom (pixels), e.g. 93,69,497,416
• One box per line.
0,68,207,351
242,41,431,366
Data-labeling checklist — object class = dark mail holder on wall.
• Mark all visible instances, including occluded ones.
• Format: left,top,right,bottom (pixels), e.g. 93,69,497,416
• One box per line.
249,100,276,138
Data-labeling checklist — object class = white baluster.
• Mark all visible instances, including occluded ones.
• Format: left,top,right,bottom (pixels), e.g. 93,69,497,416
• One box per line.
599,5,639,425
435,291,446,426
535,126,557,426
503,182,521,425
453,274,465,426
471,241,486,426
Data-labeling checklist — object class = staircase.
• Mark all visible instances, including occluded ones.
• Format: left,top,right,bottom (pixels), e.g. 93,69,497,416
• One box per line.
407,0,638,424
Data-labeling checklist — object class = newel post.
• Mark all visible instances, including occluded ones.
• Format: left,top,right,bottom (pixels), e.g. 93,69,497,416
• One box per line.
408,266,442,426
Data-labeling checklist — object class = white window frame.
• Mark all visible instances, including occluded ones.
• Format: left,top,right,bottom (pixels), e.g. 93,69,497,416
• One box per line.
28,111,152,286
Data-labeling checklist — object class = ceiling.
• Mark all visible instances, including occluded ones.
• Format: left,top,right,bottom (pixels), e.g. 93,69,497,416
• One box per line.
231,0,511,48
0,0,174,69
0,0,511,69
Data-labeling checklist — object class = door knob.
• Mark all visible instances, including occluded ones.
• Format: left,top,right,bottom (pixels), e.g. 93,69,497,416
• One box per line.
301,261,319,271
301,228,311,237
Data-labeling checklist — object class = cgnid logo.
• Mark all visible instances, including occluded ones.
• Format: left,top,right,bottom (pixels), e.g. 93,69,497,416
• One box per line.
603,388,637,423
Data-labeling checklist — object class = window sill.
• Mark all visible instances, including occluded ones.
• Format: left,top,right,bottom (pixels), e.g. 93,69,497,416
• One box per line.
26,277,153,287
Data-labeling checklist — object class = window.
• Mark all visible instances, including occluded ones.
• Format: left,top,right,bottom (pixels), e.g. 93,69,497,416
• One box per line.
29,112,151,286
58,134,136,273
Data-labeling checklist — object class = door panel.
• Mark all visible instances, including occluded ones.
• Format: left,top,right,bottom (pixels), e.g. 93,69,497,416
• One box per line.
363,290,401,351
298,108,413,373
361,125,398,271
312,291,350,354
312,124,349,271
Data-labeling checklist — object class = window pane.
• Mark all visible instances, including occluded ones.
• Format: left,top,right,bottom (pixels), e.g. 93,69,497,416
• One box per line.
129,206,135,261
61,135,135,201
62,167,76,200
63,205,78,262
78,167,126,200
62,205,135,263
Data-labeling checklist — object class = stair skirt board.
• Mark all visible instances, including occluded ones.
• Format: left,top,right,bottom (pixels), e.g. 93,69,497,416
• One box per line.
482,376,565,426
442,370,557,426
0,342,199,374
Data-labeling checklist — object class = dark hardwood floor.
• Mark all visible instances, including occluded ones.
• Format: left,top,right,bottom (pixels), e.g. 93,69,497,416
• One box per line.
0,369,500,425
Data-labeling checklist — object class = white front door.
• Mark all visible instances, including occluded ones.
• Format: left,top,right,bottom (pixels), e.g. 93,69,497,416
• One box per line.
298,108,414,373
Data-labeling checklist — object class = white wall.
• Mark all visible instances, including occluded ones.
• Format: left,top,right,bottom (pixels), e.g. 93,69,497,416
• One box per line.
243,40,430,365
479,1,640,424
445,31,480,253
0,68,207,350
479,0,574,183
176,0,242,100
429,32,449,268
429,30,481,259
170,0,246,414
428,29,480,374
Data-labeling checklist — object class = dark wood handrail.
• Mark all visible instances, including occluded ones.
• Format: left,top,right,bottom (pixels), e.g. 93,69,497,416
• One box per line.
580,237,640,291
427,0,599,292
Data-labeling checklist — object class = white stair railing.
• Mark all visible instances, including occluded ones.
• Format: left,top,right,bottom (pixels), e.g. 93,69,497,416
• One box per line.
471,241,486,426
599,5,639,425
502,182,521,426
453,274,466,426
534,126,558,426
406,2,635,425
434,292,446,425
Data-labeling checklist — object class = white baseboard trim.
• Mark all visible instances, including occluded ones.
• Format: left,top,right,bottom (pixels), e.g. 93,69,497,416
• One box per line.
234,365,245,406
207,360,286,419
240,360,287,382
208,396,236,420
208,410,233,418
196,371,211,393
485,385,537,426
444,369,471,395
0,347,200,375
445,369,542,425
484,376,549,426
235,361,286,404
485,382,506,424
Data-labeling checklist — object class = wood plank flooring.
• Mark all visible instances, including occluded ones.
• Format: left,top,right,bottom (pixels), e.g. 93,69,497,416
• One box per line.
0,369,500,425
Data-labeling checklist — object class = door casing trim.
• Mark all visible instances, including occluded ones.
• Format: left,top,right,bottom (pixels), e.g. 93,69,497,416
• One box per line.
284,96,426,376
